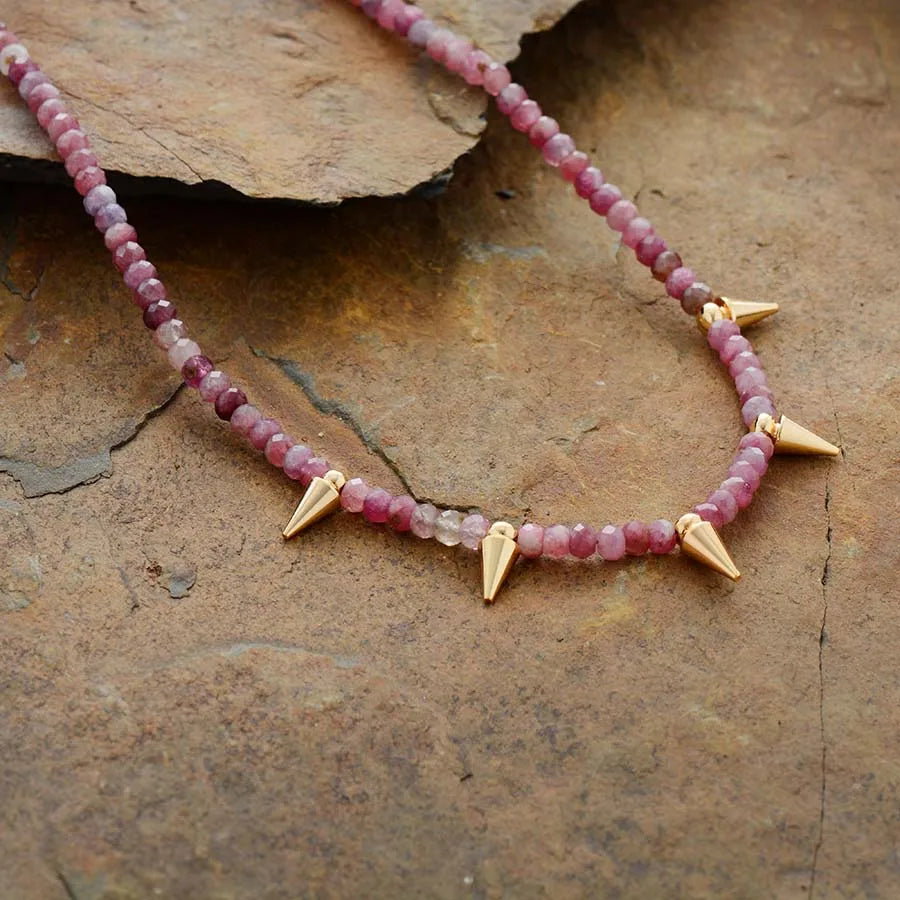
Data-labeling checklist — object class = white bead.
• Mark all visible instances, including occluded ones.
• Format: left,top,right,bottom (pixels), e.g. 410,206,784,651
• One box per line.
153,319,187,350
434,510,464,547
1,43,28,76
167,338,202,370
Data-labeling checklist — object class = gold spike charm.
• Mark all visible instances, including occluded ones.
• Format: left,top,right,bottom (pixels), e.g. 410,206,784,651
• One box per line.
480,521,520,604
697,297,780,331
675,513,741,582
754,413,840,456
282,469,346,539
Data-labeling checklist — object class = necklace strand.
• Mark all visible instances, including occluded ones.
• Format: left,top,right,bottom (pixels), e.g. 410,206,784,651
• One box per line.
0,3,839,601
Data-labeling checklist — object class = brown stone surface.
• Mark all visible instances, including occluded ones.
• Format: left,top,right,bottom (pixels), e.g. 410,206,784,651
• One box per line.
0,0,578,202
2,0,900,896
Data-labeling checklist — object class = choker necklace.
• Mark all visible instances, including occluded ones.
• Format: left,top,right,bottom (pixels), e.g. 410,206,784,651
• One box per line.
0,3,839,603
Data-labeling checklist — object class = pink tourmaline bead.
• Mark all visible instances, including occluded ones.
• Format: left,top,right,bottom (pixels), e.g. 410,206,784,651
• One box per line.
300,457,330,486
739,383,774,407
542,524,570,559
720,334,752,364
606,199,638,232
739,431,775,461
559,151,589,182
181,354,213,389
265,433,294,467
36,98,66,128
142,299,177,329
360,0,382,17
167,338,201,371
94,204,127,232
569,523,597,559
340,477,370,513
741,395,776,428
635,233,667,266
154,318,187,350
461,49,492,85
708,488,738,525
387,495,416,531
728,459,761,492
7,58,38,85
229,404,261,436
596,525,626,561
528,116,559,149
198,370,231,403
496,83,527,115
133,278,167,309
425,28,454,63
482,62,511,96
63,147,97,179
589,184,622,215
47,113,79,143
84,184,116,216
648,519,677,554
459,514,490,550
542,133,575,167
376,0,403,29
363,488,393,524
651,250,682,282
214,387,247,421
104,223,137,252
728,351,761,378
665,266,696,300
74,167,106,196
249,418,282,451
26,82,59,113
0,30,21,50
410,502,440,539
393,5,424,36
406,18,436,48
574,166,604,199
735,368,770,404
123,259,157,289
693,502,724,530
510,99,541,132
56,129,90,159
707,318,740,352
721,476,754,510
735,445,768,477
622,217,652,249
623,520,650,555
443,37,472,73
18,71,48,101
681,282,714,315
283,444,313,480
516,523,544,559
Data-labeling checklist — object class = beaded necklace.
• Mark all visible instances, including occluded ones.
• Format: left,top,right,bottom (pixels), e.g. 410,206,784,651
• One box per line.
0,2,839,603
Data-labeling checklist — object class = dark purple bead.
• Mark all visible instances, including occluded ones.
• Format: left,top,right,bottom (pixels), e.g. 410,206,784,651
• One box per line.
142,299,177,329
214,387,247,421
181,355,214,388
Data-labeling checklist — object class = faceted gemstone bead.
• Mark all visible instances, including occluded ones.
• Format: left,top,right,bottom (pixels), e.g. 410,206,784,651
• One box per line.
741,395,776,428
7,57,37,85
0,44,28,76
496,83,527,115
739,383,774,407
104,223,138,251
648,519,677,554
181,354,213,388
623,520,650,555
542,524,570,559
589,184,623,215
230,403,262,436
18,71,49,101
720,334,752,364
596,525,626,561
410,502,440,539
543,133,576,167
142,299,177,329
510,99,541,132
651,250,683,283
133,278,167,309
739,431,775,461
406,17,436,48
735,368,770,404
635,233,667,266
26,82,59,113
47,113,80,142
665,266,696,300
734,445,768,477
425,28,454,63
83,184,116,216
728,459,761,492
393,5,424,36
265,433,294,467
363,488,393,523
622,217,652,249
113,241,146,273
214,387,247,421
74,167,107,196
721,475,754,510
300,457,330,486
36,98,66,128
282,444,313,480
516,523,544,559
559,150,589,182
706,318,740,352
361,0,382,17
94,203,127,232
153,318,187,350
167,337,202,370
528,116,559,148
574,166,604,198
123,259,157,289
56,129,90,159
728,351,761,378
387,495,416,531
443,37,472,73
197,370,230,402
461,49,492,86
0,30,21,50
693,502,724,530
435,509,464,546
708,488,738,524
606,200,638,232
569,523,597,559
249,418,282,451
376,0,403,28
681,281,713,315
459,514,490,550
340,477,370,513
482,63,511,96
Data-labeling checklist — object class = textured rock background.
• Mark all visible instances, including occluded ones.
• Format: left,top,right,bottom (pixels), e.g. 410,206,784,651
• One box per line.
2,0,900,897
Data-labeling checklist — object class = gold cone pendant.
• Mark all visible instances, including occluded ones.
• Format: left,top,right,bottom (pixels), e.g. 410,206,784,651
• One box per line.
720,297,780,328
480,522,519,603
755,413,840,456
283,470,346,539
676,514,741,581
